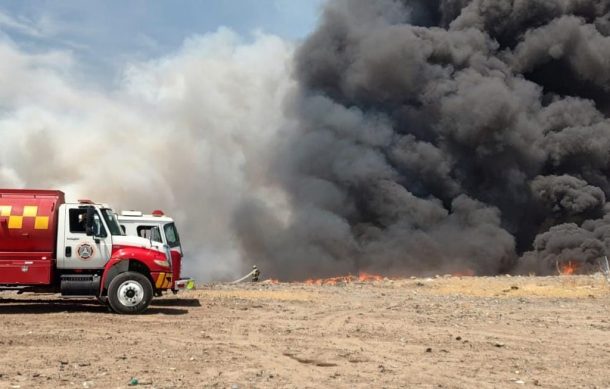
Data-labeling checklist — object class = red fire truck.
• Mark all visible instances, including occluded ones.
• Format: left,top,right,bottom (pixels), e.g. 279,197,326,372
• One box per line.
0,189,175,314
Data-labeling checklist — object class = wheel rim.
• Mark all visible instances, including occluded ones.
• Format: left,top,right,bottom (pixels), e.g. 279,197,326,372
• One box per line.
116,280,145,306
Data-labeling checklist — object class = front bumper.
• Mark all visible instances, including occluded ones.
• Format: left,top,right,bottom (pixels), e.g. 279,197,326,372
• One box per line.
173,278,195,291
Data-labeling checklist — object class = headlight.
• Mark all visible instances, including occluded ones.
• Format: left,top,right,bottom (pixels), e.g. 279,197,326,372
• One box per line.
154,259,170,268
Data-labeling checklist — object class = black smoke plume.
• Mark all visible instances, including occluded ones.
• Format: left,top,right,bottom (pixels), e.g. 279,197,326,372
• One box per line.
236,0,610,279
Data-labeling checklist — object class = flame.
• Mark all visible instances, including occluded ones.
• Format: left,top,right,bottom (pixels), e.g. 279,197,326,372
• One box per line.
558,260,580,275
303,272,385,286
358,271,384,282
451,269,475,277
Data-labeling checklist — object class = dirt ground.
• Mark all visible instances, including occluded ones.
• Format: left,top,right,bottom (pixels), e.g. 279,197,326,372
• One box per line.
1,275,610,389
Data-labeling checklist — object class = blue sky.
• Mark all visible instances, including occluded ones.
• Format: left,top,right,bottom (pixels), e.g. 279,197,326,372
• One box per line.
0,0,325,80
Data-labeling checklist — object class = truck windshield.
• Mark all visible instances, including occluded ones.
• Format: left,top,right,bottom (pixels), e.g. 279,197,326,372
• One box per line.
163,222,181,248
102,209,124,236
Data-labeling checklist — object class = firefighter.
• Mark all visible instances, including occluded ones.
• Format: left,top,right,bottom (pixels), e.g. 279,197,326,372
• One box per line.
78,212,88,233
251,265,260,282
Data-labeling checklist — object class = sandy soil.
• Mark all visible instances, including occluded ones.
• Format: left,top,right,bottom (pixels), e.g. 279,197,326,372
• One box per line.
1,275,610,388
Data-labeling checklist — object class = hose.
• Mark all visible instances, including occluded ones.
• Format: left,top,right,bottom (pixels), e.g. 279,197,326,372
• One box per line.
231,266,260,284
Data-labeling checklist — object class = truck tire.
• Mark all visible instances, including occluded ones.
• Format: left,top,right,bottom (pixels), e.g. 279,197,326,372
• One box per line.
107,272,153,314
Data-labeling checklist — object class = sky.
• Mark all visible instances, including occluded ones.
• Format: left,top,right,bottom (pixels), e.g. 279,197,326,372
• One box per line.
0,0,325,82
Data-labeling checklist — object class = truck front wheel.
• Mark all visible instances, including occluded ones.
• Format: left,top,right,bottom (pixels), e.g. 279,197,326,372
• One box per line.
107,272,153,314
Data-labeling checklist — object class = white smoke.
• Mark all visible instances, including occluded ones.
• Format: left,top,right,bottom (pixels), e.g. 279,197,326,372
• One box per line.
0,27,295,281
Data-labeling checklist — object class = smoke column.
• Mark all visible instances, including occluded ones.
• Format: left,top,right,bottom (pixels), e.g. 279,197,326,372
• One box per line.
2,2,610,280
235,0,610,278
0,28,295,281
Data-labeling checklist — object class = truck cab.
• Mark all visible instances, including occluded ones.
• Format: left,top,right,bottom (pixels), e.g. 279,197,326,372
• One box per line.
118,210,193,292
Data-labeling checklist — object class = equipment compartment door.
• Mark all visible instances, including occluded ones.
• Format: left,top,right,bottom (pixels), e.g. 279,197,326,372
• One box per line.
56,205,112,269
0,252,53,284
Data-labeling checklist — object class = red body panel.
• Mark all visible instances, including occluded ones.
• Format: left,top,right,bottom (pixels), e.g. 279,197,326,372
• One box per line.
0,252,53,284
0,190,64,285
110,245,169,269
170,249,181,289
98,245,172,293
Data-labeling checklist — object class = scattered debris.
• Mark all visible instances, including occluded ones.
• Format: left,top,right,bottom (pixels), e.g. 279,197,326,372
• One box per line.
283,352,337,367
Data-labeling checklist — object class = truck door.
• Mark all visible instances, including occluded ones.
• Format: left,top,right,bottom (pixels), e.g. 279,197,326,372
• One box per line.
56,205,112,269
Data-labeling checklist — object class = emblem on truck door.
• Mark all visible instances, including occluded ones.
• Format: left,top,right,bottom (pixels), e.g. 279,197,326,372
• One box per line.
77,243,94,260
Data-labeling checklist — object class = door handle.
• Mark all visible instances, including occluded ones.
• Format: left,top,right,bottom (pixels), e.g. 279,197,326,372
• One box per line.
65,246,72,257
67,237,79,241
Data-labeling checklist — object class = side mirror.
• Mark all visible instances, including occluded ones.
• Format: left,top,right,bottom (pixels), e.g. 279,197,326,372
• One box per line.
85,207,95,236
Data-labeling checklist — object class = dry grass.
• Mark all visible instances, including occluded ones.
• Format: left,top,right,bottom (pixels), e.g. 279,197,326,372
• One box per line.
426,275,610,299
191,275,610,301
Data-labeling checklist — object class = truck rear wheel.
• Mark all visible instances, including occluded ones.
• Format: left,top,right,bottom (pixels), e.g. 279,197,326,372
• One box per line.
107,272,153,314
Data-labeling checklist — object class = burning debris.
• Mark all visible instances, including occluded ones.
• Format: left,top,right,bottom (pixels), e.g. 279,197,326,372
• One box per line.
236,0,610,279
556,260,581,275
304,272,385,286
230,266,386,285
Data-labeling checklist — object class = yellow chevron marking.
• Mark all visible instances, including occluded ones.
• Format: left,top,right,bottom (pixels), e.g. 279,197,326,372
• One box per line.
155,272,166,288
34,216,49,230
8,216,23,229
0,205,49,229
23,206,38,217
0,206,11,217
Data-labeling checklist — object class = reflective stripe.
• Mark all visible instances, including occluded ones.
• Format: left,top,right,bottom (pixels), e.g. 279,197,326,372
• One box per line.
34,216,49,230
23,206,38,217
0,205,50,230
155,272,166,288
8,216,22,229
0,205,11,217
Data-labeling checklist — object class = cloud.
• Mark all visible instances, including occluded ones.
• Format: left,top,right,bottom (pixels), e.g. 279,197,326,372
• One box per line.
0,9,43,39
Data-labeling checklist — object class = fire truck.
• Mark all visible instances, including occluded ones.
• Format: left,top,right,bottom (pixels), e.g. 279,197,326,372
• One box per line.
117,210,193,293
0,189,175,314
